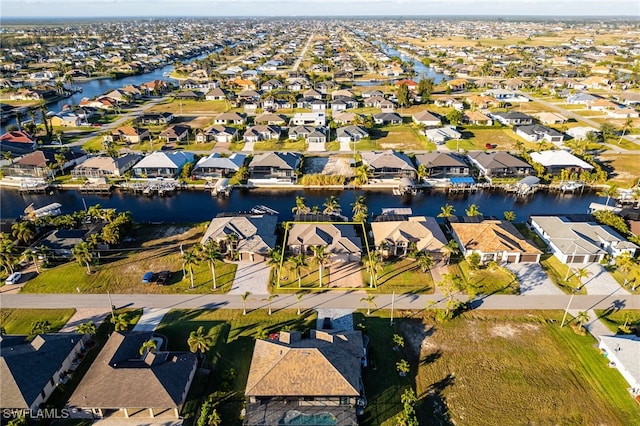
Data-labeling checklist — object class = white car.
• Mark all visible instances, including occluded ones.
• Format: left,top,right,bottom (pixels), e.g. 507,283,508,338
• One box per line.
5,272,22,284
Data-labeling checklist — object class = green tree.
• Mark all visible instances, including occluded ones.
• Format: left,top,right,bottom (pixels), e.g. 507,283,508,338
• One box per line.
288,253,307,288
396,359,410,376
598,183,618,206
600,122,616,142
262,294,279,315
311,245,329,287
21,248,40,274
360,294,377,315
267,247,283,283
182,249,199,289
139,339,157,356
351,195,368,222
241,291,251,315
364,252,383,288
322,195,341,215
418,77,434,103
188,325,214,358
292,195,310,215
295,292,305,315
397,82,410,108
618,117,634,144
201,240,223,290
446,109,463,126
392,333,405,351
503,211,516,222
467,252,481,274
11,221,35,245
354,164,373,186
31,320,51,335
441,239,459,265
576,310,590,331
465,203,482,217
225,232,239,260
438,203,455,218
76,320,97,337
111,313,129,331
72,241,93,274
416,251,434,273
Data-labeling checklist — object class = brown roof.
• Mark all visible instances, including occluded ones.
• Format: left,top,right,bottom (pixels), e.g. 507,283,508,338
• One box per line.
371,216,448,252
450,219,542,254
245,331,363,398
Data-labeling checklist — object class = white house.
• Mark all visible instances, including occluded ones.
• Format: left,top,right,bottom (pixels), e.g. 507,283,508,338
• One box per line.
291,112,326,126
599,335,640,396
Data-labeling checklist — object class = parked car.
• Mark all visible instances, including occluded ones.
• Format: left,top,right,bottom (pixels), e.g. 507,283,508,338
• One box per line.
156,270,171,285
142,271,156,283
5,272,22,284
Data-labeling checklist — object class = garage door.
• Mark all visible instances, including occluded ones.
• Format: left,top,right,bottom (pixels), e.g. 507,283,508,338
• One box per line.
506,255,518,263
521,254,539,263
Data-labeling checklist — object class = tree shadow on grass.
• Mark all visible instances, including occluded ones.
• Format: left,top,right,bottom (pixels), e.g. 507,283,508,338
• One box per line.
418,374,455,426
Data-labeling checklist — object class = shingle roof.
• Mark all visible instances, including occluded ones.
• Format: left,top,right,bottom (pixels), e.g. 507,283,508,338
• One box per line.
249,152,300,170
450,218,542,254
201,214,277,255
361,151,415,171
371,216,447,252
414,152,468,168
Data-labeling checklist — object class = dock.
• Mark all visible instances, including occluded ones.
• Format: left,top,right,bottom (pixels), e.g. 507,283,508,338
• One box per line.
18,181,52,194
78,179,112,195
127,179,178,197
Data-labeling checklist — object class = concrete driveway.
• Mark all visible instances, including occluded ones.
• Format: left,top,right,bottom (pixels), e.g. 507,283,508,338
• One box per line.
582,264,629,295
228,261,270,295
506,263,564,295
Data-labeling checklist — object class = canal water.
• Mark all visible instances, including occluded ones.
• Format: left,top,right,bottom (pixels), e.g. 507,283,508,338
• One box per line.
375,42,449,84
0,188,603,224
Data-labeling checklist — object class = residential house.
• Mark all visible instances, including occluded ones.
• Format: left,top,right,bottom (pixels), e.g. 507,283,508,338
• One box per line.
49,113,84,127
333,112,359,125
362,89,384,98
515,125,565,143
413,110,442,128
104,126,150,144
485,89,529,102
491,112,534,126
132,151,194,178
449,216,542,263
231,78,257,90
434,97,464,111
140,80,171,95
244,330,364,426
237,90,261,101
38,227,102,258
302,88,322,99
371,215,447,258
205,87,227,101
310,99,327,111
534,112,566,125
566,92,600,105
71,154,141,179
67,331,197,420
192,153,246,179
3,148,87,179
395,79,418,91
447,78,469,91
567,126,600,141
463,111,493,126
200,213,277,262
598,335,640,396
467,151,533,179
373,112,402,125
248,152,301,184
137,112,174,125
423,126,461,145
255,113,287,126
361,151,416,180
288,126,327,144
160,125,190,143
414,152,470,179
466,95,499,109
331,98,358,113
331,89,355,99
196,125,238,143
260,79,283,92
529,215,638,264
214,112,246,125
174,90,203,100
243,125,281,143
529,150,594,175
1,334,85,410
336,126,369,143
291,112,326,126
0,131,37,156
287,223,362,262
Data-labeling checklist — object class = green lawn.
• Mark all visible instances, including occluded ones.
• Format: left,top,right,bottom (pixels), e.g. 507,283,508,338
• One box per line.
156,309,317,425
364,258,434,294
276,263,333,290
253,139,308,151
370,125,429,150
447,127,520,151
451,259,519,295
593,309,640,334
540,254,586,294
146,99,228,114
0,308,76,334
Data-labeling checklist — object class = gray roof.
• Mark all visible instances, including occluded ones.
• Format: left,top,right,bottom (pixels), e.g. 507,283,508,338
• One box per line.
1,334,83,409
194,152,245,171
516,124,564,138
599,335,640,388
374,112,402,121
414,152,468,168
68,332,197,410
467,151,532,171
249,152,300,170
361,150,416,172
336,125,368,139
201,214,278,255
287,223,362,254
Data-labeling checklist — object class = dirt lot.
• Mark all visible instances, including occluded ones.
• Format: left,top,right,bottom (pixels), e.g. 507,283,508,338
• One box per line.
304,156,355,177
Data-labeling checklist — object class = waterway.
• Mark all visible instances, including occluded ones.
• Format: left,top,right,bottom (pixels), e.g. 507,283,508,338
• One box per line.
0,188,603,224
376,42,449,84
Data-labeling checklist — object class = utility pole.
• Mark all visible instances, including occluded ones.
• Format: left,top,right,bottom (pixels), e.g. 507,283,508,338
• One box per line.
390,291,395,326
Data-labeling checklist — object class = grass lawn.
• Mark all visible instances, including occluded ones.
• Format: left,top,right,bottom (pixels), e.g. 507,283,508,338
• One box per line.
253,139,308,151
20,225,237,294
156,309,317,426
451,259,519,295
370,125,429,150
0,308,76,334
410,310,640,426
447,128,519,151
539,254,585,294
593,309,640,334
275,263,334,292
82,135,103,152
364,258,434,294
146,99,228,114
599,153,640,186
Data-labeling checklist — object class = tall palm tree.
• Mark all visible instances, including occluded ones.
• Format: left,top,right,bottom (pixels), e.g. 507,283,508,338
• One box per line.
437,203,455,218
292,195,309,215
354,165,372,186
241,291,251,315
351,195,368,222
360,294,377,315
396,359,410,376
12,221,35,245
503,211,516,222
288,253,307,288
21,249,40,273
262,294,279,315
182,249,198,289
267,247,283,283
225,232,239,260
72,241,93,274
139,339,157,356
187,325,214,358
416,251,434,273
576,311,590,331
201,240,222,290
598,184,618,206
322,195,341,215
310,245,329,288
441,240,459,265
416,164,429,181
295,292,305,315
573,267,593,286
465,204,482,217
364,252,383,288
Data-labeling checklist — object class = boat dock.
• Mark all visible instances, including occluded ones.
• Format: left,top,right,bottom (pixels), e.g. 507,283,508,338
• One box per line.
126,179,178,196
78,179,112,195
18,181,52,194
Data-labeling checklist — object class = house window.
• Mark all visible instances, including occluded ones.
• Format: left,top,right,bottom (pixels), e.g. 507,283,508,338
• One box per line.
340,397,350,405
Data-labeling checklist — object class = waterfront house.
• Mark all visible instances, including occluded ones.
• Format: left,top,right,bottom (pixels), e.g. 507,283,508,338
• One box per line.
287,222,362,262
71,153,142,179
248,152,301,184
449,216,542,263
49,113,84,127
466,151,533,179
67,331,197,420
598,335,640,397
104,126,151,144
288,126,327,144
291,112,326,127
38,227,102,258
137,112,174,125
423,126,461,145
200,213,277,262
373,112,402,125
160,125,190,143
132,151,194,178
371,215,447,259
1,334,85,410
413,110,442,128
515,125,565,143
213,112,246,125
336,125,369,144
529,150,593,175
243,125,281,143
529,216,638,264
360,151,416,180
0,131,37,156
192,153,246,179
244,330,364,426
490,112,534,126
414,152,470,179
196,125,238,143
3,148,87,179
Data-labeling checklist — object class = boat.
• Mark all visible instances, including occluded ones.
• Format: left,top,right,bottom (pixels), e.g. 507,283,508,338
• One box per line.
560,181,584,192
250,205,279,215
23,202,62,220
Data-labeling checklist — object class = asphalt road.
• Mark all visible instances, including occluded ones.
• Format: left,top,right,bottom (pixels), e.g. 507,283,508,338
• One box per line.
1,292,638,312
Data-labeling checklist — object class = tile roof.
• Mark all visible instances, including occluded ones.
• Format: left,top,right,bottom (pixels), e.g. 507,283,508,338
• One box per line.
450,218,542,254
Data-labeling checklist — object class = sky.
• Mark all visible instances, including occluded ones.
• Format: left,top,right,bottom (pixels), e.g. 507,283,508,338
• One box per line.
1,0,639,18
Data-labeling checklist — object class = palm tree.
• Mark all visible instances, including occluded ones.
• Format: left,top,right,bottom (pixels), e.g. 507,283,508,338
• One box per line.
441,240,459,265
241,291,251,315
437,203,455,218
392,333,405,351
576,311,590,331
322,195,341,215
225,232,239,260
598,184,618,206
75,320,97,337
416,163,429,181
111,313,129,332
351,195,368,222
267,247,283,283
573,267,593,286
503,211,516,222
21,249,40,274
31,320,51,335
12,221,35,245
354,164,373,187
465,203,482,217
72,241,93,274
187,325,214,358
364,252,383,288
416,251,434,273
201,240,222,290
139,339,157,356
262,294,279,315
288,253,307,288
182,249,199,289
396,359,410,376
292,195,309,215
310,245,329,288
360,294,377,315
295,292,305,315
618,117,633,144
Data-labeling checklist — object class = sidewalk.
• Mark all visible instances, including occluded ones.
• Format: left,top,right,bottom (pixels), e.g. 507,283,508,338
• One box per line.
132,308,171,332
567,309,613,341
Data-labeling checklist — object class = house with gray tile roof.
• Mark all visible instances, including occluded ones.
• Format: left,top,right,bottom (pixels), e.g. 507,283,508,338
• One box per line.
287,223,362,262
361,150,416,180
466,151,533,179
414,152,470,179
193,153,246,179
248,152,301,184
1,334,84,410
201,214,277,262
132,151,194,179
515,124,565,143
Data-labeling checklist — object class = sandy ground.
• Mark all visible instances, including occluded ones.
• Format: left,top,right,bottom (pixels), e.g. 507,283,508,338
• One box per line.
304,156,355,177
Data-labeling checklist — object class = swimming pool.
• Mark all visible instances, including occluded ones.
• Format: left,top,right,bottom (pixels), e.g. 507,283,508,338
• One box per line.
281,410,337,425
